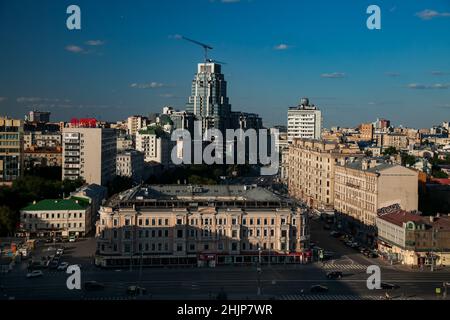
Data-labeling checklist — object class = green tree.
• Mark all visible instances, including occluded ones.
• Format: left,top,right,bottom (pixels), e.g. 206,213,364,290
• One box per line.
382,146,398,156
0,206,17,236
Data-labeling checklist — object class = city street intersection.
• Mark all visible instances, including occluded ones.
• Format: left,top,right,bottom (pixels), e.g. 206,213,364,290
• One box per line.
1,220,449,300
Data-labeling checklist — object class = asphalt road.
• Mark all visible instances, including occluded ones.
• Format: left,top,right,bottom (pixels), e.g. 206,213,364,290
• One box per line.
1,219,449,300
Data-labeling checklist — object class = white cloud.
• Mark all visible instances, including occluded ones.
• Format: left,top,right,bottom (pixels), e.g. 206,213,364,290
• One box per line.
168,34,183,40
274,44,290,51
130,82,169,89
407,83,449,89
416,9,450,20
85,40,105,46
65,45,84,53
17,97,66,103
0,97,7,103
321,72,346,79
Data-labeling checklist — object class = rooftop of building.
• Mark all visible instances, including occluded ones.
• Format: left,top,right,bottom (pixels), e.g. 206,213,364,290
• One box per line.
106,184,297,209
338,157,396,173
133,185,281,202
378,210,450,230
21,197,90,212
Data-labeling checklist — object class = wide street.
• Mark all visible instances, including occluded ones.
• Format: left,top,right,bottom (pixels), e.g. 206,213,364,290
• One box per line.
1,218,449,300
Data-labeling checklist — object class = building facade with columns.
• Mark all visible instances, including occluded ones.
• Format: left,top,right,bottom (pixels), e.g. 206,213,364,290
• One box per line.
95,185,310,267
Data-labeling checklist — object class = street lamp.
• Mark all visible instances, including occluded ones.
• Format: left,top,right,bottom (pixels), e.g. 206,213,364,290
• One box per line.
257,246,262,296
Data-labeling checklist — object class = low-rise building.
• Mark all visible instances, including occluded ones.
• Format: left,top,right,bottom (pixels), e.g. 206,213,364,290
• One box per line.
20,198,93,238
377,210,450,267
24,147,62,168
95,185,310,267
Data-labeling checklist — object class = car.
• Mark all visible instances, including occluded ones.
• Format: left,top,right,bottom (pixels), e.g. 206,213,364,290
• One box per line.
56,248,64,255
45,238,53,243
380,282,400,290
310,285,329,293
330,231,342,238
367,251,379,258
84,281,105,291
127,286,147,296
323,224,331,230
57,262,69,271
26,270,43,278
49,261,59,269
326,271,343,279
69,236,76,243
55,237,63,243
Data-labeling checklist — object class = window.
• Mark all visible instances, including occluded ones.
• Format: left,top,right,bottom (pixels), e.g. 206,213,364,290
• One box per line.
177,218,183,225
177,244,183,252
281,230,287,237
145,219,149,226
138,219,142,226
232,243,238,251
177,230,183,238
232,230,238,238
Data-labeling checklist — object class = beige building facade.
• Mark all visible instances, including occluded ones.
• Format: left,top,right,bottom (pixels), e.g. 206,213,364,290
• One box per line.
334,159,419,227
95,185,310,267
288,139,362,210
62,127,116,186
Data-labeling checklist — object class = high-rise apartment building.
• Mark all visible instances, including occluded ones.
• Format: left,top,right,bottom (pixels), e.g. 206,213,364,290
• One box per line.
186,62,231,134
0,117,24,185
359,123,374,141
287,98,322,142
62,127,117,186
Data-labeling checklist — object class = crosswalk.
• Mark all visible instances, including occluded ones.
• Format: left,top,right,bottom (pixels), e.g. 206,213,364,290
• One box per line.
280,294,423,300
318,263,368,271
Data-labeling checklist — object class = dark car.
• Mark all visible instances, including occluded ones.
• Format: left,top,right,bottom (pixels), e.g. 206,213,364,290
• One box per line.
84,281,105,291
326,271,343,279
310,285,329,293
127,286,147,296
380,282,400,290
323,224,331,230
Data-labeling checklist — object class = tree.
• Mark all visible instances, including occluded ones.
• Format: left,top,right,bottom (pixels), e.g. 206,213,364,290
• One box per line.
382,147,398,156
0,206,17,236
401,153,417,167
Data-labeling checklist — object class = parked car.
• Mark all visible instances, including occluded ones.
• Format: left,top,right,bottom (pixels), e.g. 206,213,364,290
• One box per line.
323,224,331,230
26,270,43,278
330,231,342,238
380,282,400,290
310,285,329,293
127,286,147,296
56,248,64,255
84,281,105,291
69,236,76,243
326,271,343,279
57,262,69,271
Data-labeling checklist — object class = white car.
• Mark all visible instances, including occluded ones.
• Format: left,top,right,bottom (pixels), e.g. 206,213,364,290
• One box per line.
26,270,43,278
57,262,69,271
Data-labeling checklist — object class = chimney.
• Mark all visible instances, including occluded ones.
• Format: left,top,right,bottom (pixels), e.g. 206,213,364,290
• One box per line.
362,159,369,170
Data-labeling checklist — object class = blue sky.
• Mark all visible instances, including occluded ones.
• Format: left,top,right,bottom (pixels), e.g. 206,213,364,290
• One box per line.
0,0,449,128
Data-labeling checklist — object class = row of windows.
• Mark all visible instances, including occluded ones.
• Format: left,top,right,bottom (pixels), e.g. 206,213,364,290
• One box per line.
23,212,84,219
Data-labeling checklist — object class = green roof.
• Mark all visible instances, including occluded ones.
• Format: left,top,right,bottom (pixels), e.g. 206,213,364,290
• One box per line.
21,198,90,211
